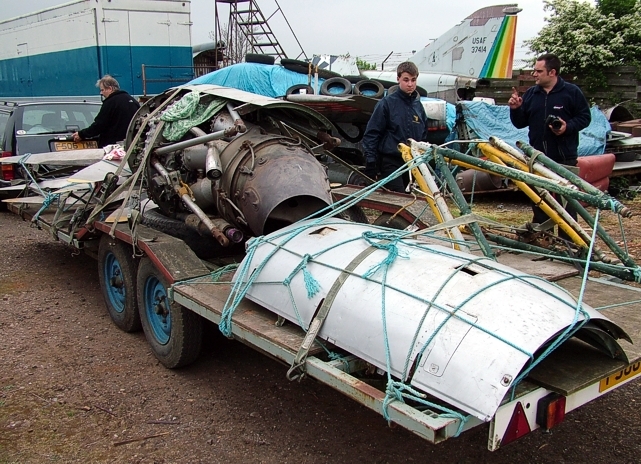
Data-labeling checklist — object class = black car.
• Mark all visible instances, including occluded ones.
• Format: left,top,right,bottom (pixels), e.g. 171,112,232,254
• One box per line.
0,100,101,203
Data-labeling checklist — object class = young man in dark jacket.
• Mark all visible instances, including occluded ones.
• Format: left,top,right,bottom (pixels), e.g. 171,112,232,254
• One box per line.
508,53,591,228
73,75,140,147
362,61,428,193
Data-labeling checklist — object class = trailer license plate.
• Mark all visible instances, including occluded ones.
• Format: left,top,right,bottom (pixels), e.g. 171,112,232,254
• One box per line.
53,141,98,151
599,361,641,392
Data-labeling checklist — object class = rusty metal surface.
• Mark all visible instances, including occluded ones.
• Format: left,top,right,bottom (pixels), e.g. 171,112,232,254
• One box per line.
217,132,332,236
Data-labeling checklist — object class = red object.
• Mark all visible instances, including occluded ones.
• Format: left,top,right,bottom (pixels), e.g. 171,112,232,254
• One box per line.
577,153,615,183
536,393,567,431
501,401,532,446
1,151,14,181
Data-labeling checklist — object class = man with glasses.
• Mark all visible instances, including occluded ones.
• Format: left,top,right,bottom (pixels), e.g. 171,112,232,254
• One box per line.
508,53,591,233
73,75,140,147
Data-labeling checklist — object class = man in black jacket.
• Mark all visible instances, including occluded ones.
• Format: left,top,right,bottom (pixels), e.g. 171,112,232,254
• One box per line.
508,53,591,228
362,62,428,192
73,75,140,147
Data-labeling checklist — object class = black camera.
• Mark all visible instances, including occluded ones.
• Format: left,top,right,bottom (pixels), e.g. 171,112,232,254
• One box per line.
545,114,563,130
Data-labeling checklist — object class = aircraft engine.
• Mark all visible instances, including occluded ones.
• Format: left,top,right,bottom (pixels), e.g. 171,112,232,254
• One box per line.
142,113,332,246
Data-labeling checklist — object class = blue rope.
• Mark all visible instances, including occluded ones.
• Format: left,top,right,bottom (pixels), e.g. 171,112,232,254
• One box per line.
283,254,321,299
213,148,628,431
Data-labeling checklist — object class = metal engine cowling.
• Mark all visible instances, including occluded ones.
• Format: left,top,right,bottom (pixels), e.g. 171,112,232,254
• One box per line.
214,130,332,236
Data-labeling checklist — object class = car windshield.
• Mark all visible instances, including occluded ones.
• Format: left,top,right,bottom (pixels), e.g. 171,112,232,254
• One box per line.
22,103,100,135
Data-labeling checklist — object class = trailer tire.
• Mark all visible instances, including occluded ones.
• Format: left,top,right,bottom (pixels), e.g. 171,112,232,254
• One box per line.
320,77,352,96
245,53,275,65
286,84,315,96
373,212,413,230
335,205,369,224
137,257,203,368
386,85,399,96
353,80,385,99
98,235,141,332
280,59,341,79
141,209,220,259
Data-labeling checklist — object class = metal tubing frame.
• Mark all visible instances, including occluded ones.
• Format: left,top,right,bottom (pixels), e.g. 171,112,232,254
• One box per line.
435,146,627,213
431,149,496,259
398,143,466,251
477,144,588,248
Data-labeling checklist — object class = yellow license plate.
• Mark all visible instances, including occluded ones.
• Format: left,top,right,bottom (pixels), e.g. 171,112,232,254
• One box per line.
599,361,641,392
53,140,98,151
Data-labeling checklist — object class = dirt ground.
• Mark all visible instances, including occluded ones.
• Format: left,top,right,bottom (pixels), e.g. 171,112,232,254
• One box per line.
2,195,641,463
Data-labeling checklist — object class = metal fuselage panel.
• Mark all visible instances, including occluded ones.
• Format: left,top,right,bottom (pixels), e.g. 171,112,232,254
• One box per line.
236,218,626,421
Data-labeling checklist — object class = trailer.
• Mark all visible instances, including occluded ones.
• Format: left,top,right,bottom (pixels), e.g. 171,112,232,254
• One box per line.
3,84,641,451
0,0,192,98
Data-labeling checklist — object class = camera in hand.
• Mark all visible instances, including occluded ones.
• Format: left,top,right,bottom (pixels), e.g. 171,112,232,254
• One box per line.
545,114,563,130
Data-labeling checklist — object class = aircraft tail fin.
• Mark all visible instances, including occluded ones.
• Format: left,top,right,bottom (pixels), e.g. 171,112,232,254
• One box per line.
409,4,521,79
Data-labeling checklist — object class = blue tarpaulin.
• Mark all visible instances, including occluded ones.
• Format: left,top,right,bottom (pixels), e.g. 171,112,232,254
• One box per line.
187,62,322,98
457,101,610,156
188,62,456,131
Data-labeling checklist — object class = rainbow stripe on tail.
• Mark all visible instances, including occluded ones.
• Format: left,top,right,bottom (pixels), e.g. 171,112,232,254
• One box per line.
479,14,517,79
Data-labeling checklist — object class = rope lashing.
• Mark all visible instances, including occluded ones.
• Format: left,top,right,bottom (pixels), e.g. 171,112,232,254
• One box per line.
283,254,321,299
361,231,408,278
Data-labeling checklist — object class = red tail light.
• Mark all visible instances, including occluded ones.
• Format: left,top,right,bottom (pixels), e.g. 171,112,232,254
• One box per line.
536,393,566,431
1,151,13,181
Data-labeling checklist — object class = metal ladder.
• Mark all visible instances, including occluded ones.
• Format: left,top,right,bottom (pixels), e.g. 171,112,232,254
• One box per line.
217,0,288,61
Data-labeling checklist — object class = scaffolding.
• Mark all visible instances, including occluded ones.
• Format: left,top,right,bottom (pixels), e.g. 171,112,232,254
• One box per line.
213,0,307,68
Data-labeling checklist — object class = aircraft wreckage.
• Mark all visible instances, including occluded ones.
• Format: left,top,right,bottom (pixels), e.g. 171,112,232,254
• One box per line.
1,84,639,445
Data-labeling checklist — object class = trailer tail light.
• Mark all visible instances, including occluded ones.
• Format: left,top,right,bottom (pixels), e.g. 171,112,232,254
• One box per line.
1,151,14,181
536,393,566,431
500,401,531,446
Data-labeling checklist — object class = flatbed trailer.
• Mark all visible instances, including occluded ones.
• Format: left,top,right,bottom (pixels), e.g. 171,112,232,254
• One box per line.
7,199,641,451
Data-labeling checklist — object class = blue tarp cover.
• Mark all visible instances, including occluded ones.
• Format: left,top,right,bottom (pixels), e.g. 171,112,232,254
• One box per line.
188,62,322,98
457,101,610,156
188,63,455,132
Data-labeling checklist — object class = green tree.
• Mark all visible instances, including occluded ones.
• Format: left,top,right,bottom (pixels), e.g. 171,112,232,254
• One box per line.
356,57,377,71
525,0,641,90
597,0,637,18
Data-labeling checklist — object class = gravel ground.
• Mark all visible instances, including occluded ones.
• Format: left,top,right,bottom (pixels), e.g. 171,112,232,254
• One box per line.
1,205,641,463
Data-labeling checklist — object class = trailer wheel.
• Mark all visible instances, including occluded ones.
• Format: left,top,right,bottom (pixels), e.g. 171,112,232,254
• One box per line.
320,77,352,96
285,84,315,96
141,209,222,259
98,235,141,332
245,53,275,65
353,80,385,99
335,205,369,224
373,213,413,230
137,257,203,368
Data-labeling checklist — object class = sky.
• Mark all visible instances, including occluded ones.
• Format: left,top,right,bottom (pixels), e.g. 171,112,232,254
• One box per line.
0,0,552,63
